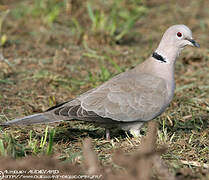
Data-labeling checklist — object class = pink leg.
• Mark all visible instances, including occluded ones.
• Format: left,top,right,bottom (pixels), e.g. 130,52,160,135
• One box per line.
105,128,110,140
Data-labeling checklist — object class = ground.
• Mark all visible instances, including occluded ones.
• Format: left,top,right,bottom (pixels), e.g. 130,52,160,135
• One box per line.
0,0,208,180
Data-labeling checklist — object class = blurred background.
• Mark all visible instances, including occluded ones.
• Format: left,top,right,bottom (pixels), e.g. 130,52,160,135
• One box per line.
0,0,208,179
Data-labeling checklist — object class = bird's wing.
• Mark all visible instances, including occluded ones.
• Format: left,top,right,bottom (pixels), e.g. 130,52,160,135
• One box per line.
63,72,169,122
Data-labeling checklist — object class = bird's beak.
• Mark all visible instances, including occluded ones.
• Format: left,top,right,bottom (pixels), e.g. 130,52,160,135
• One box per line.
186,38,200,48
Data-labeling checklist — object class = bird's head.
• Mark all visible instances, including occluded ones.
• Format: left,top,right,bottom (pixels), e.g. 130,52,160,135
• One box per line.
161,24,200,49
154,25,200,64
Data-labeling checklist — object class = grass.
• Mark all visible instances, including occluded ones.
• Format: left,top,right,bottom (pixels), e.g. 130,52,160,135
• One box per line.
0,0,208,179
86,0,147,41
11,0,64,25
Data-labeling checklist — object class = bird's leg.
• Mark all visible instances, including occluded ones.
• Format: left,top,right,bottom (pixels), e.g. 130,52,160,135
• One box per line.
105,128,110,140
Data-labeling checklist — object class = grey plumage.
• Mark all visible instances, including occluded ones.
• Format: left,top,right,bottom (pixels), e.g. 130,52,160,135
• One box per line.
1,24,200,139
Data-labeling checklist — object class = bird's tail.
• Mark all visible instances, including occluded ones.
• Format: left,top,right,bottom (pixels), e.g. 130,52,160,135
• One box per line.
0,113,62,126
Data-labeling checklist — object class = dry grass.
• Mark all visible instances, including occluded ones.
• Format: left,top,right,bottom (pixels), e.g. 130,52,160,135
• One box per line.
0,122,175,180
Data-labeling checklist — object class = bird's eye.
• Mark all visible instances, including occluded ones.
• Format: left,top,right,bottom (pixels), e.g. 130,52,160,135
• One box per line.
177,32,182,37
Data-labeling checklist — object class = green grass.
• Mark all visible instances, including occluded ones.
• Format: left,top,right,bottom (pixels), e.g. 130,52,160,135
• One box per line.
11,0,64,25
0,126,56,157
86,0,147,41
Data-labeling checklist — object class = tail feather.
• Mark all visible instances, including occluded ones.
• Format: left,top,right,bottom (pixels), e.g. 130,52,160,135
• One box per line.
0,113,64,126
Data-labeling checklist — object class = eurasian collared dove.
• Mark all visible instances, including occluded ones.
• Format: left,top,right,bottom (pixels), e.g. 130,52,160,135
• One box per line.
1,25,200,139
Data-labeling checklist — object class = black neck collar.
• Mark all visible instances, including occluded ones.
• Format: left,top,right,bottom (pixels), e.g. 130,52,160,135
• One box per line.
152,52,167,63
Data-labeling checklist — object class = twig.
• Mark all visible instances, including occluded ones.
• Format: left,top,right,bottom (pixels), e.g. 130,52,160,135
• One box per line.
180,160,209,169
83,138,100,175
153,156,176,180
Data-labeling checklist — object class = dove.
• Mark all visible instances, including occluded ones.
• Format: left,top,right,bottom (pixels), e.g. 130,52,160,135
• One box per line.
1,25,200,139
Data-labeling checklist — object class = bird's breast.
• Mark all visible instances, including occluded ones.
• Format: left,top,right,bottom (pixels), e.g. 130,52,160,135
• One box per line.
165,79,175,104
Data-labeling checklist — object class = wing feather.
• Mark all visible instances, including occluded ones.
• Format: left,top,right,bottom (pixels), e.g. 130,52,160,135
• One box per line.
51,72,168,122
78,73,168,122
